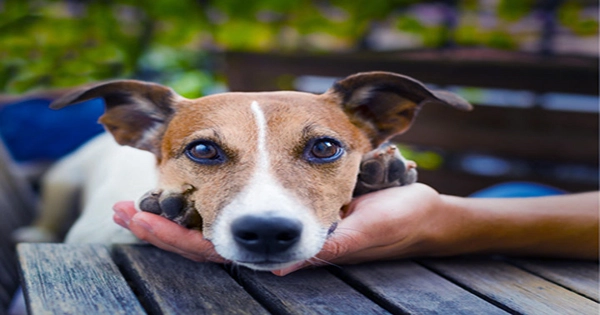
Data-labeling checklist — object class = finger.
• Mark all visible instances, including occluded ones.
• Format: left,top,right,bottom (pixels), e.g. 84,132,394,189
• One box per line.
113,213,128,229
114,201,227,263
273,224,364,276
272,261,308,276
113,200,138,226
114,200,210,254
272,237,352,276
129,212,225,263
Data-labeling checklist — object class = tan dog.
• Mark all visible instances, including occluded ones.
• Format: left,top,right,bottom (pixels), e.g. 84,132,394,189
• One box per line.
15,72,471,271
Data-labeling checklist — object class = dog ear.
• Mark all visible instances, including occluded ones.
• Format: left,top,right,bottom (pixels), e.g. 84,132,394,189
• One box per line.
328,71,472,147
51,80,181,156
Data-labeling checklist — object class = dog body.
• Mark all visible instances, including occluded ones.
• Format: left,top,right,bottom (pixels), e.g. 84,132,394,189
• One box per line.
15,72,471,271
15,133,156,243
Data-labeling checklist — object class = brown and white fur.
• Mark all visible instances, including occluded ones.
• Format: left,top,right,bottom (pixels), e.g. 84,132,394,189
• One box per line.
13,72,471,271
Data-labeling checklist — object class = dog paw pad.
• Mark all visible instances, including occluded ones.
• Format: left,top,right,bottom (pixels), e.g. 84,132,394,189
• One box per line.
138,190,162,214
353,142,418,196
137,187,202,230
159,195,185,219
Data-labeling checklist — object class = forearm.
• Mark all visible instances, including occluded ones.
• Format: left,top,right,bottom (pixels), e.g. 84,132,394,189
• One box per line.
435,192,599,259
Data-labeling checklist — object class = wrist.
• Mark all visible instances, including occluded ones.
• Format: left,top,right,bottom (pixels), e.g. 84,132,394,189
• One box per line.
424,194,504,257
393,193,481,258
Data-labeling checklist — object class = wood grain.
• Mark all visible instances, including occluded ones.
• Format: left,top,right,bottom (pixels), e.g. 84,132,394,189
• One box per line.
510,258,599,302
17,243,145,315
333,260,509,314
422,258,599,315
114,245,268,315
234,267,390,314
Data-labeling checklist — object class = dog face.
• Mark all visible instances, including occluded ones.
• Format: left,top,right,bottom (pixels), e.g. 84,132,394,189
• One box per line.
51,72,471,270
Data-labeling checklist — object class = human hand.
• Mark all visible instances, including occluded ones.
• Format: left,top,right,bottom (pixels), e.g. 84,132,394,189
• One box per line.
273,183,446,276
112,201,226,263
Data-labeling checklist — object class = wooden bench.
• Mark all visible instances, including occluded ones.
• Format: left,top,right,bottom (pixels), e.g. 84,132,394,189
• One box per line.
17,243,599,314
221,49,599,196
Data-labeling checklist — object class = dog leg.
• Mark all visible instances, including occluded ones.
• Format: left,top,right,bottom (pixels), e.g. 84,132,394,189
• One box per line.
138,186,202,230
353,142,417,197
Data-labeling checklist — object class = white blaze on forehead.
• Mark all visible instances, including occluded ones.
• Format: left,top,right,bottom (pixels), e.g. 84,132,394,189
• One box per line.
250,100,269,171
243,100,293,212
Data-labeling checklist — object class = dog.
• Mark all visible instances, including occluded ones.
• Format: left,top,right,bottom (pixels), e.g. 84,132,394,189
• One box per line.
14,71,471,271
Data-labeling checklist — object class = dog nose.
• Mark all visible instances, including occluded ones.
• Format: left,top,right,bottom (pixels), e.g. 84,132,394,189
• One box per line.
231,216,302,254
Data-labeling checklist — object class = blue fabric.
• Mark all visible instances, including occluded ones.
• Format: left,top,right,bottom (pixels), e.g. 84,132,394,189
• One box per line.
470,182,566,198
0,98,105,162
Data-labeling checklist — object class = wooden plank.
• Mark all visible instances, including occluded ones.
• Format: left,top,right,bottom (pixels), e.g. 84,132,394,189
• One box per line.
396,105,599,165
223,50,599,95
332,260,509,314
509,259,599,302
421,258,599,315
17,243,145,315
113,245,268,315
234,267,390,315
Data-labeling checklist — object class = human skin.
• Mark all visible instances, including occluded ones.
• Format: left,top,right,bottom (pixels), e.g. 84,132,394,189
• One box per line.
112,184,599,276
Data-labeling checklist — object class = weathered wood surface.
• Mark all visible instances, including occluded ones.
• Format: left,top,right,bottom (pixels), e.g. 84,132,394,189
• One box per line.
509,258,599,302
16,244,600,315
235,267,390,314
17,243,145,315
333,260,509,314
114,245,268,315
422,258,599,315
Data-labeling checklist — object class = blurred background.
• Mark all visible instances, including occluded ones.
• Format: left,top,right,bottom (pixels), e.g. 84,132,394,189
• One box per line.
0,0,598,197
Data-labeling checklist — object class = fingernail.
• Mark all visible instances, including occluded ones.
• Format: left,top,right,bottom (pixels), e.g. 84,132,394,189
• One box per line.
132,217,153,233
113,214,128,229
113,208,130,225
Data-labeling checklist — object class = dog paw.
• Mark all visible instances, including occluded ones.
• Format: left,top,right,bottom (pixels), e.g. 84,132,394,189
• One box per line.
353,142,418,196
137,186,203,230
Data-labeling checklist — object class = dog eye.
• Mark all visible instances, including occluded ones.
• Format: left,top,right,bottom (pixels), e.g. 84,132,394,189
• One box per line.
305,138,344,163
185,141,225,164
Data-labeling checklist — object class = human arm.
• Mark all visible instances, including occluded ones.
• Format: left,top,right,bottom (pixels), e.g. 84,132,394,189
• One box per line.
437,189,598,259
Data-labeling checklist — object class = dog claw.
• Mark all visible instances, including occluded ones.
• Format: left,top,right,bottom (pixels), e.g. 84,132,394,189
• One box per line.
353,142,418,196
137,187,203,230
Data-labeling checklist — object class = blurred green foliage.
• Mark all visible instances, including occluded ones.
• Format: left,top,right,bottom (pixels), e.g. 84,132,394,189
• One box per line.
0,0,597,94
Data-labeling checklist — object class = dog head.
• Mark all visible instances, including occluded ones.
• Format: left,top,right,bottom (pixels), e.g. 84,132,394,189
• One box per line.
51,71,471,270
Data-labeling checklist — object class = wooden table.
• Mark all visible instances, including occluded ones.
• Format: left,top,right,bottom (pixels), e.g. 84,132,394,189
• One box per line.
16,243,599,314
